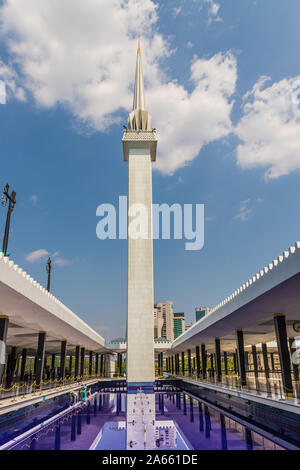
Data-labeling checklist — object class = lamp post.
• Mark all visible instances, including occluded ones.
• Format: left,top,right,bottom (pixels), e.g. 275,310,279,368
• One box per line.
46,257,51,292
1,184,16,257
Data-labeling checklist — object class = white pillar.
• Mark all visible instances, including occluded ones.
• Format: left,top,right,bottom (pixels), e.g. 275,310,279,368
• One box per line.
126,148,154,386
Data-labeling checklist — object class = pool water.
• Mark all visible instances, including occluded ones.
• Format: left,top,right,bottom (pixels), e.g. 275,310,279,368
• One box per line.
5,391,284,450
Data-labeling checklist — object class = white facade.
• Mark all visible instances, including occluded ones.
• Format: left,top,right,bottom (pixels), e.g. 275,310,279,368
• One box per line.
154,301,174,342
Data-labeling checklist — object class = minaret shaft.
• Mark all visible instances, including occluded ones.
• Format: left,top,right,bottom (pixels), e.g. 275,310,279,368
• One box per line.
126,149,154,386
123,40,157,389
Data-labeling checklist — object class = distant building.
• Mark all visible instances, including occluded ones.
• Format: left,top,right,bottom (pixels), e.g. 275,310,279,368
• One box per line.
185,323,192,332
195,306,211,322
154,302,174,342
173,312,185,339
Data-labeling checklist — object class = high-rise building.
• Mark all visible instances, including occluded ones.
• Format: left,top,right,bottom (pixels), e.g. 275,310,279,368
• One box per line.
154,306,164,339
123,39,157,387
195,306,211,322
173,312,185,339
154,302,174,342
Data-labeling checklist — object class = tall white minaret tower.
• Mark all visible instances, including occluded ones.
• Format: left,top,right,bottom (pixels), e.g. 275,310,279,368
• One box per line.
123,39,157,389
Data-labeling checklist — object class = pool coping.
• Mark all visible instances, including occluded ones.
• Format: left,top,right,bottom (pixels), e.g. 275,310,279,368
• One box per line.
181,378,300,415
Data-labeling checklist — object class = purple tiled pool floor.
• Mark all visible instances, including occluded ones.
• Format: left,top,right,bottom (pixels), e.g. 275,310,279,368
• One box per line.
8,392,284,450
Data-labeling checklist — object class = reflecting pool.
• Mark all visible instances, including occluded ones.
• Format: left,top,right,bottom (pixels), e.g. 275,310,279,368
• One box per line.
3,391,284,450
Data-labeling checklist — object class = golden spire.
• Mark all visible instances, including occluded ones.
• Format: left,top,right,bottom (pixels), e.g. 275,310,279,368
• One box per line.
137,35,141,53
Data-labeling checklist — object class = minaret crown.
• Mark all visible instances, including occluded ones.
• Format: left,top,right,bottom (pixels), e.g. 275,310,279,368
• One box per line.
128,38,152,131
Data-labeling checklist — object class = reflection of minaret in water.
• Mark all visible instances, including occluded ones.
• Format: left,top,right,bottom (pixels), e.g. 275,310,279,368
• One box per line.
123,38,157,390
126,389,156,450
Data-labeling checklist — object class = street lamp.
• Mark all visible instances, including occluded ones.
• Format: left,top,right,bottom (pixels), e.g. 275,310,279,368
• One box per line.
46,257,51,292
1,184,16,257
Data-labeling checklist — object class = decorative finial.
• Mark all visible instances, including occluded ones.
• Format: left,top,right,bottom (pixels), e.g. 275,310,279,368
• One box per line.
137,34,141,53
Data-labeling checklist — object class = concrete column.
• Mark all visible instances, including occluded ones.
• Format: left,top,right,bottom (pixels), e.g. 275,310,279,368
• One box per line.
36,332,46,387
289,338,299,382
196,346,201,378
215,338,222,383
74,346,80,379
51,354,56,379
261,343,270,380
201,344,206,379
245,351,249,372
117,353,122,376
233,351,237,374
95,353,99,376
89,350,93,376
60,340,67,381
236,330,247,388
0,316,8,383
20,348,27,382
251,345,258,378
6,346,17,388
223,351,228,375
210,354,214,378
270,352,275,371
51,353,55,369
69,355,73,376
181,351,185,376
80,347,85,378
126,148,154,386
274,314,293,397
188,349,192,377
105,354,115,378
100,354,104,376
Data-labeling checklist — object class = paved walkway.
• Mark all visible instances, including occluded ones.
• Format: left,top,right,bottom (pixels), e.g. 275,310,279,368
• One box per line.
0,378,100,416
166,373,300,414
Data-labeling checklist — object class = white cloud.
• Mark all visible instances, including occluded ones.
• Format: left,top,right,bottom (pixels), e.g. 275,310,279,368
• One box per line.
234,199,252,222
187,41,193,49
25,248,49,262
53,257,69,266
25,248,69,265
0,0,161,130
235,75,300,179
0,0,236,175
0,60,26,101
173,6,182,17
52,251,69,266
151,52,237,174
93,324,110,333
195,0,222,23
29,194,38,205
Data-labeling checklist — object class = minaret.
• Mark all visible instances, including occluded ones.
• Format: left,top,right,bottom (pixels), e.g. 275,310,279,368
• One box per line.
123,39,157,390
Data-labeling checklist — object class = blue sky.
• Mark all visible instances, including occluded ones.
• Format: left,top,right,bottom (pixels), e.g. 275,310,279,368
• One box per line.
1,0,300,339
